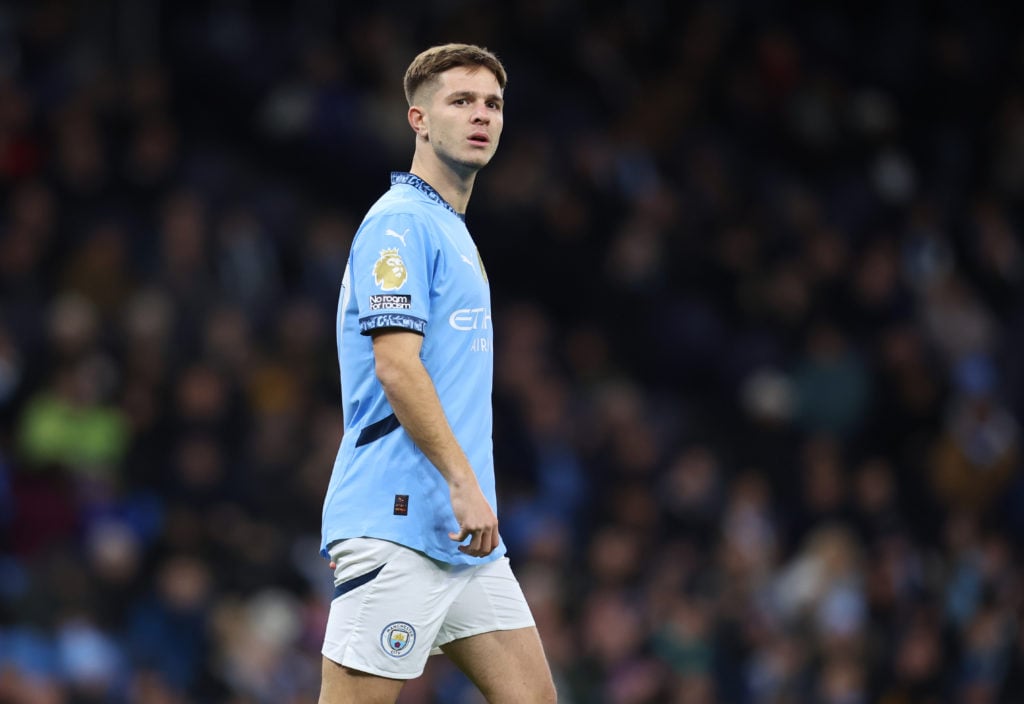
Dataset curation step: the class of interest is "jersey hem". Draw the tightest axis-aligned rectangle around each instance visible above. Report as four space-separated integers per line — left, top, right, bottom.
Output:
321 533 505 566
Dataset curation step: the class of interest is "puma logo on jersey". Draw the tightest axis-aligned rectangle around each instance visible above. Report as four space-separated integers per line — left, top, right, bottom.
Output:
384 229 409 246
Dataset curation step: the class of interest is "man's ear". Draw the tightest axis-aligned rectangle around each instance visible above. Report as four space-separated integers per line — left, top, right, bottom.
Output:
408 105 428 139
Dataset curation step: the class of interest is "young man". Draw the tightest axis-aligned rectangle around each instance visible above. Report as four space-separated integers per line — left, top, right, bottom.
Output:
318 44 557 704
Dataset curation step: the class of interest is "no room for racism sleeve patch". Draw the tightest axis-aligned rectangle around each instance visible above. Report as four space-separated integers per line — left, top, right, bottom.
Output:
369 294 412 310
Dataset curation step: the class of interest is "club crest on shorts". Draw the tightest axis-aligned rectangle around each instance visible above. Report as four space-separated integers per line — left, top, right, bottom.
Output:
380 621 416 658
373 248 408 291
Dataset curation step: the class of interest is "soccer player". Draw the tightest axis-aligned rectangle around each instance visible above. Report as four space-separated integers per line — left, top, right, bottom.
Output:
318 44 557 704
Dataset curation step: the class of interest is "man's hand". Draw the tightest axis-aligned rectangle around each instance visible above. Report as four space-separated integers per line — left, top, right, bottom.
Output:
325 481 497 572
448 482 500 557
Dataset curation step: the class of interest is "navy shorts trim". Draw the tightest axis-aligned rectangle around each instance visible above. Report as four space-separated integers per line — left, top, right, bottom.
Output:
333 563 386 600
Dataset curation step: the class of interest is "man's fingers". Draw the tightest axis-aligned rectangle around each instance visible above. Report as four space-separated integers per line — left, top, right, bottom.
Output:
451 525 479 550
479 526 496 555
449 527 470 543
451 514 499 556
455 526 499 556
468 529 484 554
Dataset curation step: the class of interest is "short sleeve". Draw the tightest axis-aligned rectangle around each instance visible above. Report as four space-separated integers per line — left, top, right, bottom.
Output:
350 213 434 336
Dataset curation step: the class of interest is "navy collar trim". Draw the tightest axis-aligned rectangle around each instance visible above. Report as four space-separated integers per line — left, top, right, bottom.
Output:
391 172 465 221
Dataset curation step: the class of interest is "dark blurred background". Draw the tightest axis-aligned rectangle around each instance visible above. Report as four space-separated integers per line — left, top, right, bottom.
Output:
2 1 1024 702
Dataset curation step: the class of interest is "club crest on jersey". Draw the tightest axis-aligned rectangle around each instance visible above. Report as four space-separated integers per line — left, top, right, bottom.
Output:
373 248 408 291
380 621 416 658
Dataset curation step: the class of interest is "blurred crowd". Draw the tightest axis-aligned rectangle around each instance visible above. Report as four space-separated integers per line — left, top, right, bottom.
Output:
2 1 1024 702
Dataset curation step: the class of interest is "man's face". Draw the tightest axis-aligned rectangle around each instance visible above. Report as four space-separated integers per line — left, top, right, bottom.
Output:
420 65 504 174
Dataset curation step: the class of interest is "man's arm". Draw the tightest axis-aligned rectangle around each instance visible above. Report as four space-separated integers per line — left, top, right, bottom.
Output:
371 329 499 558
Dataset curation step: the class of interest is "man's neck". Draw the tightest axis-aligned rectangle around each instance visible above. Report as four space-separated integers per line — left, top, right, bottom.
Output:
408 156 476 215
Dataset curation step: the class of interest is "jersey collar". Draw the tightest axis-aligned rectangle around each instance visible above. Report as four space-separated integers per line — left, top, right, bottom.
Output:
390 172 465 221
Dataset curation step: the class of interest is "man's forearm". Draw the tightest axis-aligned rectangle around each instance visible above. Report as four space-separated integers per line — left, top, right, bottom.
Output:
373 338 476 488
371 331 498 556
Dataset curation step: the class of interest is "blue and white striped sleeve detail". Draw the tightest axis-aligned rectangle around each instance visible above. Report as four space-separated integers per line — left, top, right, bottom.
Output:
359 313 427 335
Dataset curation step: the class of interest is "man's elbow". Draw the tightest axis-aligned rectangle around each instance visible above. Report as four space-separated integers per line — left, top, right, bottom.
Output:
373 354 408 391
371 330 422 391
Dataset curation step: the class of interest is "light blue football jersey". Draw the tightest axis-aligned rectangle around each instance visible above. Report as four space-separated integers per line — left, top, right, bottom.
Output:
321 172 502 565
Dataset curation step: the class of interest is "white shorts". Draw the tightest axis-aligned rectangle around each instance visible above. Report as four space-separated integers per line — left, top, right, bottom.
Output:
322 537 535 679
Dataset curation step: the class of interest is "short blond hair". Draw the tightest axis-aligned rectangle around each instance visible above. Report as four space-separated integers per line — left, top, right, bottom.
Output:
403 43 507 106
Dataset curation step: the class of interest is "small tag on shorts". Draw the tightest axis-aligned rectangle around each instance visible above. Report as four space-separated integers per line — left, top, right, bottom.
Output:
393 494 409 516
